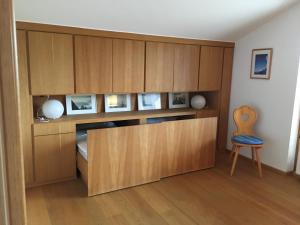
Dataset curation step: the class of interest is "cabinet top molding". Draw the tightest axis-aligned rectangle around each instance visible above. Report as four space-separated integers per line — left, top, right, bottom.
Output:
16 21 235 48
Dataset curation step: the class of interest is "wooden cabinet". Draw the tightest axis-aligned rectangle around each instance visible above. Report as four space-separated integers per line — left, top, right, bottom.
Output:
145 42 175 92
28 31 74 95
198 46 224 91
146 42 201 92
161 118 217 177
17 30 34 186
174 44 200 91
75 36 113 93
33 123 76 184
87 123 162 195
113 39 145 93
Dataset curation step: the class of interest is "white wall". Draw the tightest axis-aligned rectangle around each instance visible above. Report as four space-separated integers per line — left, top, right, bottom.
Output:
228 3 300 172
14 0 298 41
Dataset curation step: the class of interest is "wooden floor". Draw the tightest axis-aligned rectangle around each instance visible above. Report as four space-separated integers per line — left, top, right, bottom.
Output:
26 152 300 225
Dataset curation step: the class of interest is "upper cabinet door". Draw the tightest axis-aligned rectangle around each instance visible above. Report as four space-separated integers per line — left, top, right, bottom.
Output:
75 36 113 93
145 42 174 92
174 44 200 92
113 39 145 93
28 31 74 95
198 46 224 91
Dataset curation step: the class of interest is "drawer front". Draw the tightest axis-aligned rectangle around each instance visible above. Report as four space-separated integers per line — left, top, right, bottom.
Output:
87 123 162 195
33 122 75 136
34 133 76 183
196 110 218 118
161 117 217 177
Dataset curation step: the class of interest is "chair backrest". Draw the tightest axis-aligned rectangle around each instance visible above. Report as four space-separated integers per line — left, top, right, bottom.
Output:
233 105 257 136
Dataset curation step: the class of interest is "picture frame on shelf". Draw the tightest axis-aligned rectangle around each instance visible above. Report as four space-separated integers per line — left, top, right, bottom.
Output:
168 92 189 109
250 48 273 79
138 93 161 111
104 94 131 112
66 94 97 115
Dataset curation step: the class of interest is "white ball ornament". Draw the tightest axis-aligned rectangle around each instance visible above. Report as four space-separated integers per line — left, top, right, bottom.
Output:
191 95 206 109
42 99 64 119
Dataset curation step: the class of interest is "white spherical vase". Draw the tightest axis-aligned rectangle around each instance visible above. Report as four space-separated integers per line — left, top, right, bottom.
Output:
191 95 206 109
42 99 64 119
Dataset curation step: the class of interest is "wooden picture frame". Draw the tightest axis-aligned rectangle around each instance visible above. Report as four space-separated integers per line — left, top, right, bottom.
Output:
250 48 273 79
66 94 97 115
104 94 131 112
168 93 189 109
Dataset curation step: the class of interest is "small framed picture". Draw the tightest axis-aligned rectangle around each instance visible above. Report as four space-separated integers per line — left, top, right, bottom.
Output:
66 94 97 115
250 48 273 79
138 93 161 111
104 94 131 112
168 93 189 109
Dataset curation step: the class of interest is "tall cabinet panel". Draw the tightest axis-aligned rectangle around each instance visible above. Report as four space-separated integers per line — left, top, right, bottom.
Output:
218 48 234 151
173 44 200 91
17 30 34 185
113 39 145 93
198 46 224 91
145 42 174 92
75 36 113 93
28 31 74 95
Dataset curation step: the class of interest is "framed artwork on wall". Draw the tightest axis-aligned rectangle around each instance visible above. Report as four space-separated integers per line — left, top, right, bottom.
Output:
138 93 161 110
66 94 97 115
104 94 131 112
250 48 273 79
168 93 189 109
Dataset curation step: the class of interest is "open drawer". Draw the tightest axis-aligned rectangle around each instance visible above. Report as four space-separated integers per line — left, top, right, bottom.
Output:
77 117 217 196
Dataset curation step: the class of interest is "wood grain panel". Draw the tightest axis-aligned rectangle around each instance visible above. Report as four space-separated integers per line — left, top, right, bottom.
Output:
26 151 300 225
28 31 74 95
174 44 200 91
197 117 218 168
87 124 162 195
33 123 75 136
0 0 27 223
17 30 34 186
34 133 76 183
145 42 174 92
218 48 234 151
196 109 218 118
198 46 224 91
161 118 217 177
75 36 113 93
113 39 145 93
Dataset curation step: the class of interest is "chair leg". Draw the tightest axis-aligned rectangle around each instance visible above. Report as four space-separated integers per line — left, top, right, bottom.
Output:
251 147 256 165
230 145 236 160
254 148 263 177
230 147 240 176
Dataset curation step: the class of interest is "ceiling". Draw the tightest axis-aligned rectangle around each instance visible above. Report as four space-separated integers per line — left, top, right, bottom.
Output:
14 0 299 41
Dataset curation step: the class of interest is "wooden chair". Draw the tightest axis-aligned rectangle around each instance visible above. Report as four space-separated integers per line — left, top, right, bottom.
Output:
230 105 264 177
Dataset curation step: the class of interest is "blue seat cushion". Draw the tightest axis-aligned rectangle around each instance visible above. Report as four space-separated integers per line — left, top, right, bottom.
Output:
232 135 263 145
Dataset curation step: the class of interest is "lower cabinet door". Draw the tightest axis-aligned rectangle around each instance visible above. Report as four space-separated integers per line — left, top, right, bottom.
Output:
87 123 163 195
34 133 76 183
161 117 217 177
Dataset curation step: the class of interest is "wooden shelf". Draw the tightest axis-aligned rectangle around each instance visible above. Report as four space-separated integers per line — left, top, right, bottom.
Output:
34 108 217 125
